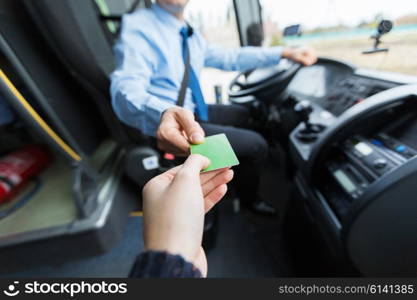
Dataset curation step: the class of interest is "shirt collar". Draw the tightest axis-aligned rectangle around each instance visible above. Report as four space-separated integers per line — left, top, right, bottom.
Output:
152 3 187 33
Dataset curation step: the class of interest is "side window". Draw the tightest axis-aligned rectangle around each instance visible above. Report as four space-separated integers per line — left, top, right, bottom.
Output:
99 0 143 14
233 0 264 46
186 0 241 104
95 0 149 34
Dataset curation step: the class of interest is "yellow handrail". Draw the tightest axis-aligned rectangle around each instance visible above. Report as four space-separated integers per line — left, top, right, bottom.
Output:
0 69 82 162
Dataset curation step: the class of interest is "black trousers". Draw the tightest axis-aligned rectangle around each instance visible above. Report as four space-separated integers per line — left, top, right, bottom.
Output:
199 104 268 204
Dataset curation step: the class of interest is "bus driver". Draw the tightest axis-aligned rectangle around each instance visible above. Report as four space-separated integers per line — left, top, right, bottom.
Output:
110 0 317 216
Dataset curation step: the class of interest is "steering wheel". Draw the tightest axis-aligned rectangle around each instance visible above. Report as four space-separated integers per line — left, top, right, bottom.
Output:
229 58 301 103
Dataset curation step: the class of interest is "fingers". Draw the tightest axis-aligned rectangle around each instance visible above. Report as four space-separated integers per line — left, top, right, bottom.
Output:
157 108 192 155
171 154 210 189
200 167 230 185
175 109 205 144
149 159 207 187
282 47 317 66
202 169 233 196
302 50 317 66
204 184 228 212
156 107 205 155
178 154 210 176
157 127 190 156
142 163 184 196
299 48 317 66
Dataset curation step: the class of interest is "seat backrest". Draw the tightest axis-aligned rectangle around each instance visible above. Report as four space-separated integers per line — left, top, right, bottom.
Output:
24 0 114 94
0 0 107 156
22 0 139 143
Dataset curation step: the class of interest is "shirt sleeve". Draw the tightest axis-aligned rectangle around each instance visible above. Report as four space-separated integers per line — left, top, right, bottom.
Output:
204 44 283 72
129 251 203 278
110 15 174 137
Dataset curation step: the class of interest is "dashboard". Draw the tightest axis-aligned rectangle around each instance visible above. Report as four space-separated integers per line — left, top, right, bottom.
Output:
231 56 417 276
287 58 399 116
286 58 417 276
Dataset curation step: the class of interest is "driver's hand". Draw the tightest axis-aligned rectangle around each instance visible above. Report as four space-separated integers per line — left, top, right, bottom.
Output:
282 46 317 66
156 107 205 156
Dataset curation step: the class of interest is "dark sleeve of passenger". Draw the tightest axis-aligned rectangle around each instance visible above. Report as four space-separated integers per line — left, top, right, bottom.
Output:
129 251 203 278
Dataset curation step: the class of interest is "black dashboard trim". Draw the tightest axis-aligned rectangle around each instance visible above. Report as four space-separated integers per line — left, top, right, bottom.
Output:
341 155 417 243
316 56 356 73
307 84 417 181
341 155 417 275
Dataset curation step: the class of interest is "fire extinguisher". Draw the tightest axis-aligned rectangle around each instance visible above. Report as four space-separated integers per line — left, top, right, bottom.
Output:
0 145 50 203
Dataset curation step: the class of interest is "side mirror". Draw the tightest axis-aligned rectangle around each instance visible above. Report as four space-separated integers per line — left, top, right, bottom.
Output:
283 24 302 37
377 19 393 35
362 19 394 54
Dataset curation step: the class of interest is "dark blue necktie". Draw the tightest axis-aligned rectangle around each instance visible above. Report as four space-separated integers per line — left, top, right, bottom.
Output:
180 26 208 121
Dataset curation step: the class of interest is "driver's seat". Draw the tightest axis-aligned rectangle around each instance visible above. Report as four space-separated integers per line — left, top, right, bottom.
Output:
22 0 165 186
22 0 151 145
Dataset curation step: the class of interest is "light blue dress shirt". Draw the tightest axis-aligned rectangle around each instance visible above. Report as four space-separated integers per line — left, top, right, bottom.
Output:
110 3 283 136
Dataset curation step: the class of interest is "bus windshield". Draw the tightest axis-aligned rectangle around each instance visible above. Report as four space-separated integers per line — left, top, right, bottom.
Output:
260 0 417 76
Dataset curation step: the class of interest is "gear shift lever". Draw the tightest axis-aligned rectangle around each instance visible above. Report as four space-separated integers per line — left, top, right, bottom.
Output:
294 100 314 131
294 100 325 142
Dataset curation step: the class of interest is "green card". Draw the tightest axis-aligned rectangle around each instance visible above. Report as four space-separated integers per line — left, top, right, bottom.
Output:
190 133 239 172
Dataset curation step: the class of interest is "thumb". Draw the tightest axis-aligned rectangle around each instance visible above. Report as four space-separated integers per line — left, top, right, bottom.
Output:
170 154 210 202
176 154 210 180
176 110 205 144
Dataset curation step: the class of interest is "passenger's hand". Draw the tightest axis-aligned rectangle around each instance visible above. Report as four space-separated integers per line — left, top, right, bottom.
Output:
156 107 205 156
282 46 317 66
142 154 234 276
